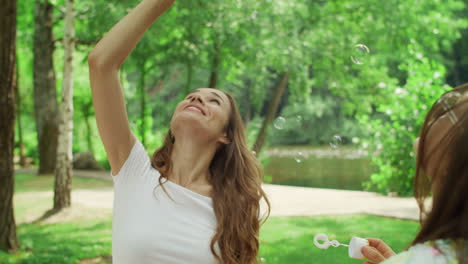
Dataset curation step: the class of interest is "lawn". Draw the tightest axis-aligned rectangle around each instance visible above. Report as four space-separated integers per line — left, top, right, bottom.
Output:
0 173 419 264
14 173 113 193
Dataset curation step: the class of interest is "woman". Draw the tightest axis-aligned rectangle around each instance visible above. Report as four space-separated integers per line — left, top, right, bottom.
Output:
88 0 270 263
361 83 468 264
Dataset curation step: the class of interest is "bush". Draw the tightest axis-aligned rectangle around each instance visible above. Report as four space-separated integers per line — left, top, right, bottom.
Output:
360 52 451 195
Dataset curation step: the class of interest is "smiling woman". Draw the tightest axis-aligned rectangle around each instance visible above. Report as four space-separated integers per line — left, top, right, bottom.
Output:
87 0 270 263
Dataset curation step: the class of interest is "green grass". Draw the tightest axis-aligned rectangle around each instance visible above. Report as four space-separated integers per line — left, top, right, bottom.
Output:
0 220 112 264
259 215 418 263
15 173 112 193
0 215 418 264
1 173 419 263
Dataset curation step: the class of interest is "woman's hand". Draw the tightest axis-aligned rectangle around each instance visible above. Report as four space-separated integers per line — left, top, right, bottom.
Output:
361 238 396 264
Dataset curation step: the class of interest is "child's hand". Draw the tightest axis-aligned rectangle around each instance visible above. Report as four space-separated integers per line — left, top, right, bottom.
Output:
361 238 396 264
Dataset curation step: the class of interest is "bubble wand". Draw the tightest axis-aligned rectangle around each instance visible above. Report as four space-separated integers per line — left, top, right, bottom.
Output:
313 233 369 259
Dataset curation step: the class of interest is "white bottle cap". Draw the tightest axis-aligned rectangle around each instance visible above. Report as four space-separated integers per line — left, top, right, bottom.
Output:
348 237 369 259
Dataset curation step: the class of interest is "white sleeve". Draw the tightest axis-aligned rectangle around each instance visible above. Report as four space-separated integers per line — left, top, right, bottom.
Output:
111 139 154 186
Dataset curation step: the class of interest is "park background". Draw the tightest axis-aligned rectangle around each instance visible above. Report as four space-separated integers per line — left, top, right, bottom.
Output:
1 0 468 263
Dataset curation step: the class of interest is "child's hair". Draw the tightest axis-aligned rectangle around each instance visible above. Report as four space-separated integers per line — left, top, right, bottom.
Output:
412 83 468 262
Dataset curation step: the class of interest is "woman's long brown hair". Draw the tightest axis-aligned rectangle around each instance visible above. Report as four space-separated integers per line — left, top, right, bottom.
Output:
413 83 468 262
150 91 271 264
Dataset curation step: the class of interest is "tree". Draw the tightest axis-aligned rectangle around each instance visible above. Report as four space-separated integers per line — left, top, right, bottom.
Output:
0 0 19 252
253 73 289 153
54 0 75 210
33 0 59 175
15 58 27 167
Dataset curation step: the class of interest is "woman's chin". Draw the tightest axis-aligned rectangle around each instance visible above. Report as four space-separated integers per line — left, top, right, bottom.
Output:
172 119 214 140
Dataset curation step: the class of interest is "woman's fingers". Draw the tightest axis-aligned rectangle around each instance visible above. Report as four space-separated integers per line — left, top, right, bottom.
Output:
361 246 386 263
366 238 396 258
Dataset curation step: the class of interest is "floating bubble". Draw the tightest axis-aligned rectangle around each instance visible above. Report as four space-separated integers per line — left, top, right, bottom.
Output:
260 257 266 263
295 115 303 123
291 115 303 127
329 135 343 148
351 44 370 65
362 142 369 149
294 151 305 163
273 116 286 130
251 10 258 20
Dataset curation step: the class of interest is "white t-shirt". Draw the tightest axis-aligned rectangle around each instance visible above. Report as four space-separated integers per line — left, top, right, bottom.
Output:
111 139 219 264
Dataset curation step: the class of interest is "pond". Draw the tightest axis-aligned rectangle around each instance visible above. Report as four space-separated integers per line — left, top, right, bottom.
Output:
263 146 373 191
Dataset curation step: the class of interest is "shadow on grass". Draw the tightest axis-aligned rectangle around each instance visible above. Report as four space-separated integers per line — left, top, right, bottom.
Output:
1 214 418 264
0 220 112 264
31 208 62 224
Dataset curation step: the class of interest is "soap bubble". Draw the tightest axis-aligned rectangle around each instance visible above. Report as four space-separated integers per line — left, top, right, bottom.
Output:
273 116 286 130
294 151 306 163
260 257 266 263
291 115 303 127
351 44 370 65
329 135 343 148
295 115 303 124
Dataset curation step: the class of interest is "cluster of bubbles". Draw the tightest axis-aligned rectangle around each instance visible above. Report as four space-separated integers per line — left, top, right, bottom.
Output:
273 116 343 163
265 43 368 164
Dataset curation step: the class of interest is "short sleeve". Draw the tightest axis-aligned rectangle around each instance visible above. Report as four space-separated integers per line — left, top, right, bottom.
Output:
111 139 154 185
382 241 458 264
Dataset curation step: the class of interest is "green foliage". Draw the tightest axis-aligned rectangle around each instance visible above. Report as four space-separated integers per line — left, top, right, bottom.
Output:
14 0 468 193
269 99 367 146
360 52 451 195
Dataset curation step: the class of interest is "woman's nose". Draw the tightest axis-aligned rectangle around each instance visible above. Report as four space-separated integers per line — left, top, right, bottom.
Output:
190 94 204 104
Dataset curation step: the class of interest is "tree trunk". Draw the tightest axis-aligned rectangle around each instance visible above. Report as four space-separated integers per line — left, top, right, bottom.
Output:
33 0 59 175
208 39 220 88
82 100 95 154
0 0 19 252
15 57 26 167
253 72 289 154
54 0 74 210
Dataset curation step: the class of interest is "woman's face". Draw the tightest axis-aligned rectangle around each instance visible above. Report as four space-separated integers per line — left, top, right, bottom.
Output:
171 88 231 144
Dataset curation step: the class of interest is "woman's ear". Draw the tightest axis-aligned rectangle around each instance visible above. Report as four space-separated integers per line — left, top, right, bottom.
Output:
218 132 230 145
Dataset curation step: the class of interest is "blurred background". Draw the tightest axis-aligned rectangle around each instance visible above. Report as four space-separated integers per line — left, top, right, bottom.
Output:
1 0 467 263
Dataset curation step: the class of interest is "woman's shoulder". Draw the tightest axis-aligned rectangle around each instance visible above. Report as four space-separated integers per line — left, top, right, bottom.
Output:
382 240 459 264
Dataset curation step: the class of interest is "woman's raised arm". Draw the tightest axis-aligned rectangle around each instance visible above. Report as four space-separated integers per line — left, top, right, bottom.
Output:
88 0 174 175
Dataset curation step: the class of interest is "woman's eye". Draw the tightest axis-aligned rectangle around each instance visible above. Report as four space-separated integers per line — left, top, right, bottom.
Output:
211 99 220 105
